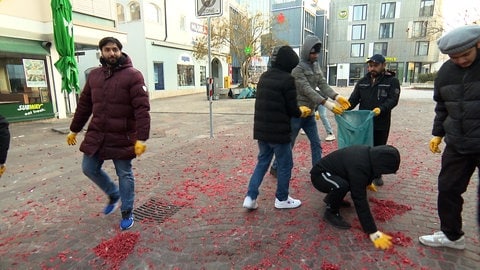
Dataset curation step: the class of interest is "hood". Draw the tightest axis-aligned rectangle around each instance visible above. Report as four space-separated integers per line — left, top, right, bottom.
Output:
269 45 299 73
369 145 401 176
300 35 322 62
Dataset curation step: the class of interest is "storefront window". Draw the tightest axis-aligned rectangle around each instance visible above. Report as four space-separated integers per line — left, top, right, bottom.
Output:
0 56 54 122
177 64 195 86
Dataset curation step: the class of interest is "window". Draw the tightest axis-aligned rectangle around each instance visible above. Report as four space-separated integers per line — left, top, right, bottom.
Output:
129 2 141 21
349 63 365 85
379 23 394 39
380 2 396 19
200 66 206 86
304 12 315 32
154 62 165 90
180 15 186 31
352 24 366 40
415 41 429 55
373 42 388 56
116 4 125 23
412 21 427 37
351 43 365 57
353 5 367 21
145 3 160 23
177 65 195 86
419 0 434 17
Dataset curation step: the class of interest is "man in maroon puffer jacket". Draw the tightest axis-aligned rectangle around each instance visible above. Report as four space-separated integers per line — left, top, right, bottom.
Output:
67 37 150 230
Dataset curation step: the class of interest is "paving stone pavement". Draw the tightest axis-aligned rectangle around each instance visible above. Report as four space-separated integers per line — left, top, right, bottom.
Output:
0 87 478 270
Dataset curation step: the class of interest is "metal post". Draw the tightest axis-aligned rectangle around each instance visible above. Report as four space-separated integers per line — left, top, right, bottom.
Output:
208 17 214 138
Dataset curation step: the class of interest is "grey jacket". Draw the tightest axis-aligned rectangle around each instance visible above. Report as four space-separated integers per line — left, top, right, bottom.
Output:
292 35 338 113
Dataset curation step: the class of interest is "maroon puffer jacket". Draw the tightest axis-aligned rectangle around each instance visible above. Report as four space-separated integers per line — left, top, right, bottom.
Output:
70 53 150 160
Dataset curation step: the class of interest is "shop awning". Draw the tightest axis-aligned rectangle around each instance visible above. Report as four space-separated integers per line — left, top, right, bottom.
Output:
0 36 49 55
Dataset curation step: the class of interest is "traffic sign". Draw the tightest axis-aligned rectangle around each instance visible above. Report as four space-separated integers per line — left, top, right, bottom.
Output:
196 0 223 18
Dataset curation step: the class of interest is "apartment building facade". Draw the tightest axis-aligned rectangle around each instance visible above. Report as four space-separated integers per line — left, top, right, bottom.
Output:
0 0 229 123
327 0 443 86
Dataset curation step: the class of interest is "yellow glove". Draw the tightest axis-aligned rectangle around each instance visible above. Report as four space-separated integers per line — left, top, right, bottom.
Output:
429 136 442 153
369 231 393 250
324 100 344 115
315 111 320 120
135 140 147 156
0 165 6 178
67 132 77 145
335 95 351 110
299 106 312 118
372 107 381 116
367 183 377 192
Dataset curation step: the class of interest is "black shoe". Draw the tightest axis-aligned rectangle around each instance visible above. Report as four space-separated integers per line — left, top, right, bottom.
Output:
323 211 351 229
373 177 384 186
269 167 277 178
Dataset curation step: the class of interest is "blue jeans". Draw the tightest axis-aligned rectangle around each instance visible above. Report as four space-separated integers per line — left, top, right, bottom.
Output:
318 105 333 135
272 116 322 169
247 140 293 201
82 154 135 212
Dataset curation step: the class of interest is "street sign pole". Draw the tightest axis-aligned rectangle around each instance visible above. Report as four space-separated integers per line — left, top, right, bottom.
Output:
196 0 223 139
208 16 213 138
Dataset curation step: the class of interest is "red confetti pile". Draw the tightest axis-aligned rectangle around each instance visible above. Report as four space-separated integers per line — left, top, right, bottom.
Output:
369 197 412 222
389 231 413 247
92 231 140 269
321 260 340 270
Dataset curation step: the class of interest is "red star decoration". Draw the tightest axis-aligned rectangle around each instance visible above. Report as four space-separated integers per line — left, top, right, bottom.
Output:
277 13 285 24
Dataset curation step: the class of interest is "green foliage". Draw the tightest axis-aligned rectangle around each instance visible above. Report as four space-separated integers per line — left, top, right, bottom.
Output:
417 72 437 83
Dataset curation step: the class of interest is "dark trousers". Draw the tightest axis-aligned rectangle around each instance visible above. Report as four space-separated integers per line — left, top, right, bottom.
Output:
373 128 389 146
438 145 480 241
311 170 349 212
0 126 10 164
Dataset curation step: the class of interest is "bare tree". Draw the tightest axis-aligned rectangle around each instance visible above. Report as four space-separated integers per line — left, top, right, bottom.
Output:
193 11 287 87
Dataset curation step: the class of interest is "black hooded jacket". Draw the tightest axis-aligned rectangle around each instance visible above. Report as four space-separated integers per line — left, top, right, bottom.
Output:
253 46 302 143
348 70 400 130
310 145 401 234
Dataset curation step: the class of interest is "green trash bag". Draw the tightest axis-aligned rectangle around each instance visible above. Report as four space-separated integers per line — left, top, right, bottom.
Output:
335 110 375 148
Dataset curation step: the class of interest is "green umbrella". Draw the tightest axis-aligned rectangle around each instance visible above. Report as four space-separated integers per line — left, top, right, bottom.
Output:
51 0 80 93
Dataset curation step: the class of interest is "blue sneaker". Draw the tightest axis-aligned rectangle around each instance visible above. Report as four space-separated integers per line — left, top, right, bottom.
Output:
120 210 134 230
103 196 119 215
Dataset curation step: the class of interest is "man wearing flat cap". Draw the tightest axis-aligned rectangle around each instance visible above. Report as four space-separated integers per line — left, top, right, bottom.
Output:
419 24 480 250
347 53 401 186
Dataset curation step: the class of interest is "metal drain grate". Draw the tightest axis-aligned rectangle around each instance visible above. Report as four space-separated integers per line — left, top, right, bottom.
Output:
133 198 182 224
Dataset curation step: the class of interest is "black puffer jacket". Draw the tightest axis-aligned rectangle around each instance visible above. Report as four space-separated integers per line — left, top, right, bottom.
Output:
253 46 301 143
433 49 480 154
310 144 401 234
348 71 400 130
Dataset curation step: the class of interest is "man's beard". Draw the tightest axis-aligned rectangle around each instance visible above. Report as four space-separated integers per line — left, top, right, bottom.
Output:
105 56 119 65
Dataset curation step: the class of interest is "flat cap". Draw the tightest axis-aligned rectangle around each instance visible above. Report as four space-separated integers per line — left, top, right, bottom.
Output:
437 25 480 55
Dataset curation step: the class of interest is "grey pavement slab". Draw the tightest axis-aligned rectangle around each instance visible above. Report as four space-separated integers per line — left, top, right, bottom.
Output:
0 87 478 269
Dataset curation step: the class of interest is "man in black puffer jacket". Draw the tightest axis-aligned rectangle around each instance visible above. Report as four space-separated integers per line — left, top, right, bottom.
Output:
243 45 311 210
348 54 400 186
419 25 480 250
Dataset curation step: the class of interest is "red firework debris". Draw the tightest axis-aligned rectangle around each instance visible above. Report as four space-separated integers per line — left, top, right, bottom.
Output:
321 260 340 270
369 197 412 222
389 231 413 247
92 231 140 269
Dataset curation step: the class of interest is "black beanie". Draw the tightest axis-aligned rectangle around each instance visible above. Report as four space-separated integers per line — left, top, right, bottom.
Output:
270 45 299 73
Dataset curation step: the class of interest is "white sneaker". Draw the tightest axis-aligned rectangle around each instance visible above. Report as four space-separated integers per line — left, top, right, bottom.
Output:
243 196 258 210
325 134 336 141
275 196 301 209
300 130 306 135
419 231 465 250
